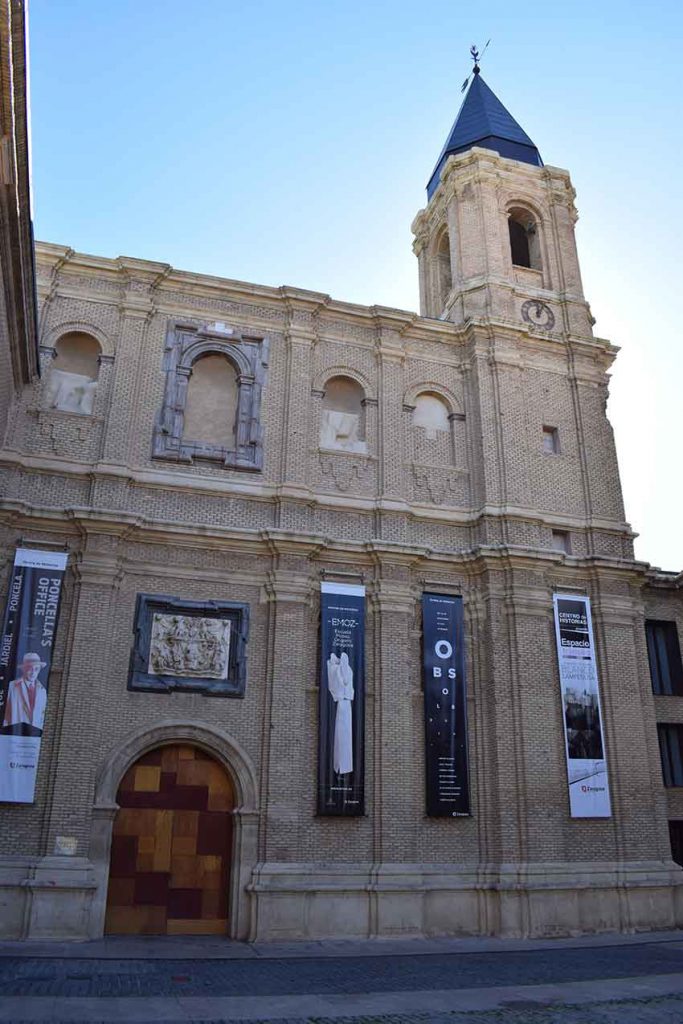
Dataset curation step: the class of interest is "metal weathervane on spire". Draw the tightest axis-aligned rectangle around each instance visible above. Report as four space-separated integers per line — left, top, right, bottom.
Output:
461 39 490 92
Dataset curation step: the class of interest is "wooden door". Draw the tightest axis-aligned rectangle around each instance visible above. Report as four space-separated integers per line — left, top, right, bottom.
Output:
105 744 234 935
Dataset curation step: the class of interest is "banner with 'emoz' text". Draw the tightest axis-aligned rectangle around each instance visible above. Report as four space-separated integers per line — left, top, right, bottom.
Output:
553 593 611 818
0 549 67 803
318 581 365 816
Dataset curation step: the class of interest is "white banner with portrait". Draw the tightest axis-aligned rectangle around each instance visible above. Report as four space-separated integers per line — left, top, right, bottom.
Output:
0 548 67 803
553 593 611 818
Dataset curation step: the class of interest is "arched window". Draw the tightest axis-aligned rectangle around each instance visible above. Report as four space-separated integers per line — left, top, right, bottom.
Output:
320 375 366 453
436 230 452 311
412 390 453 467
46 331 101 414
183 353 238 449
153 321 267 470
508 207 542 271
412 392 450 439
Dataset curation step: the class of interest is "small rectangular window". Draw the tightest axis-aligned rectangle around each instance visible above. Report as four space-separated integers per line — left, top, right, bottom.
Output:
658 725 683 787
542 426 560 454
646 620 683 696
669 821 683 867
551 530 571 554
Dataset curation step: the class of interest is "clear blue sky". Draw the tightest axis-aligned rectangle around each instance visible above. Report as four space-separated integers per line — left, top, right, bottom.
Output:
29 0 682 570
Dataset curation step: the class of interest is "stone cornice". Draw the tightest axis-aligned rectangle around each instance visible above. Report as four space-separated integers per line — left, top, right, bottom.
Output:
0 451 637 539
34 242 616 363
0 501 660 584
426 147 573 211
644 568 683 591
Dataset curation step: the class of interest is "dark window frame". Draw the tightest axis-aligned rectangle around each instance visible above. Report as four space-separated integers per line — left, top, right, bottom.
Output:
542 425 560 454
646 620 683 696
669 820 683 867
508 218 531 268
658 724 683 787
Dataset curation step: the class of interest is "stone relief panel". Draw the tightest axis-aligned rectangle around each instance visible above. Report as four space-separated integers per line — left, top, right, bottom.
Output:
129 594 249 697
320 409 366 453
45 370 98 415
148 614 231 679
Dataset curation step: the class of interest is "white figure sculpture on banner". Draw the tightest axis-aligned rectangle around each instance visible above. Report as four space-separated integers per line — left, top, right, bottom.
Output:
327 651 354 774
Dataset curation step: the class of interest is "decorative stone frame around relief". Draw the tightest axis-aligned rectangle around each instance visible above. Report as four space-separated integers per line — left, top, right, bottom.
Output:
128 593 250 697
152 320 269 470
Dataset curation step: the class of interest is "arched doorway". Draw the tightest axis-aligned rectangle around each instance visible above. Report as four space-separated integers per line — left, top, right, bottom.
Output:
105 744 234 935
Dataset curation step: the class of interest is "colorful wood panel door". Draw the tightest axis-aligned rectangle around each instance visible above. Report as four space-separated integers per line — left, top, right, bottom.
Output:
105 744 234 935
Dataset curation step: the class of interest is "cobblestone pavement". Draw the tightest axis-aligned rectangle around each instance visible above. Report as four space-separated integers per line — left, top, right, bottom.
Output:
2 939 683 1021
3 998 683 1023
1 941 683 997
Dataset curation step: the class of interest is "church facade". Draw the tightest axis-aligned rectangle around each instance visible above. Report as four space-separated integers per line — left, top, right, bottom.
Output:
1 21 682 940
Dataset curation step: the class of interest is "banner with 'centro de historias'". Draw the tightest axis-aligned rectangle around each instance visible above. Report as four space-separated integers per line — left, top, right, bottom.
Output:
422 593 470 817
318 581 365 816
553 593 611 818
0 548 68 803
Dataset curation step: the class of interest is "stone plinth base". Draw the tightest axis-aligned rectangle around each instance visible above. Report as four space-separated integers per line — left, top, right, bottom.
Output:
0 856 97 939
2 857 682 941
248 861 683 942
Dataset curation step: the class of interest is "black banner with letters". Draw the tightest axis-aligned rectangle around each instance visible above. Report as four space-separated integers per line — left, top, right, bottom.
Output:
318 582 365 816
0 548 67 803
422 593 470 817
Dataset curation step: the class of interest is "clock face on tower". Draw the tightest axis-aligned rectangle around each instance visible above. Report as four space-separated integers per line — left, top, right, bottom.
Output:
521 299 555 330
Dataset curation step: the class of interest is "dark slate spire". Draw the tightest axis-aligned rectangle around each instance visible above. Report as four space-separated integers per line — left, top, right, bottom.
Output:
427 70 542 199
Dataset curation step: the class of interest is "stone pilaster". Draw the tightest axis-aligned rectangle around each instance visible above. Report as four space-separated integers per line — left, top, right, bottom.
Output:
589 581 672 863
375 320 405 506
366 546 421 934
260 535 317 861
44 529 124 857
100 261 168 466
280 302 317 488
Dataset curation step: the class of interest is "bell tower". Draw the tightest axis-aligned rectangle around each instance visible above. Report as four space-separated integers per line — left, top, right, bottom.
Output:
411 62 630 560
412 65 594 341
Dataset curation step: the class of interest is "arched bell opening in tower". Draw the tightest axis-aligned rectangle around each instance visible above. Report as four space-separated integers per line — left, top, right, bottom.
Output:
508 207 542 271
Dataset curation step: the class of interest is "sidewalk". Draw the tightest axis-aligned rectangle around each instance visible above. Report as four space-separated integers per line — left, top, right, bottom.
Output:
2 930 683 1023
1 927 683 960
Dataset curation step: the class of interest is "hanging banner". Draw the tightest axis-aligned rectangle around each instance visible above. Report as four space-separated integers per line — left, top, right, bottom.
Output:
553 593 611 818
422 593 470 817
318 581 365 816
0 548 68 803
